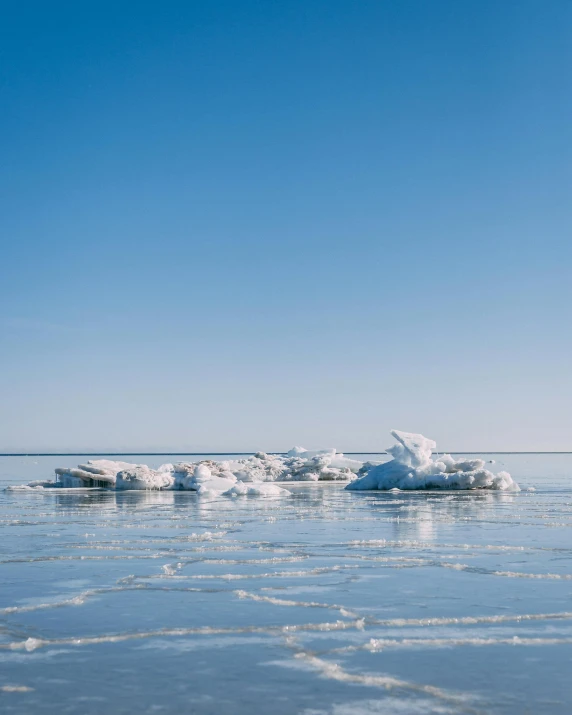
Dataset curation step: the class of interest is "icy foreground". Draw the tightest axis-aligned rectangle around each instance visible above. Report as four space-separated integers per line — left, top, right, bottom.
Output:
346 430 519 492
2 450 569 715
12 430 519 494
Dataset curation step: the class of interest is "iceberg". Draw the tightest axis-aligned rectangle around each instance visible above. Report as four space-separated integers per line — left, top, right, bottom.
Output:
11 432 519 493
55 460 136 488
35 457 292 497
27 448 360 495
345 430 519 492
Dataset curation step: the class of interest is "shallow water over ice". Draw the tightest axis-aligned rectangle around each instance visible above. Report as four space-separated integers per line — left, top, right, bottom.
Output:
1 453 572 714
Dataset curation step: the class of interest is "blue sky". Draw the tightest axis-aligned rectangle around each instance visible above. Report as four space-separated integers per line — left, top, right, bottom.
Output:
1 1 571 452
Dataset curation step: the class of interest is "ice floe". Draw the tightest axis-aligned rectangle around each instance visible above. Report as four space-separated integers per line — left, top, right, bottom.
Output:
9 430 519 493
346 430 519 492
14 448 361 493
54 460 136 488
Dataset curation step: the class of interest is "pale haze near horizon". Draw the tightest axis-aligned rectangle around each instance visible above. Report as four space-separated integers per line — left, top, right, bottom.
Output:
1 1 571 453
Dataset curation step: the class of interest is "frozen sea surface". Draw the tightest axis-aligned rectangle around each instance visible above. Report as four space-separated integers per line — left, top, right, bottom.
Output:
1 453 572 714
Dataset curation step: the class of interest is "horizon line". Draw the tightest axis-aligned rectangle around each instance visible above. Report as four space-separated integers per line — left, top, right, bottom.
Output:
1 451 571 457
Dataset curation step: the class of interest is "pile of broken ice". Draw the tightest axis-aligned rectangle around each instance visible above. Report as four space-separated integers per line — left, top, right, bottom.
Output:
346 430 519 492
18 430 519 494
42 448 363 496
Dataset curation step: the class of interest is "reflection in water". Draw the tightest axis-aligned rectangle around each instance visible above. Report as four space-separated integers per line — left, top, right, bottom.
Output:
48 484 519 532
386 491 517 542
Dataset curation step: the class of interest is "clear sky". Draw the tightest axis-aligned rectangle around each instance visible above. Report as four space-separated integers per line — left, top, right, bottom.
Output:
1 1 571 452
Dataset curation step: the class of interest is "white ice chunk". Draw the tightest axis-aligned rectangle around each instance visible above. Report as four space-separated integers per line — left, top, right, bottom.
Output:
116 465 175 490
287 446 307 457
386 430 436 469
195 476 237 494
193 464 213 482
171 461 238 491
54 459 136 487
223 481 290 497
328 454 364 471
346 430 519 492
76 460 134 476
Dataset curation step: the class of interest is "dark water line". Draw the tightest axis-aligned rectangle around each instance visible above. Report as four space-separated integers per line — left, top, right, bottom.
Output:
0 453 274 457
1 452 571 457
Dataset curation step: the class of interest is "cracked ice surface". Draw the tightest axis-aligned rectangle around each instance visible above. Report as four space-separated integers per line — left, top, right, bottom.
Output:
0 453 571 713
